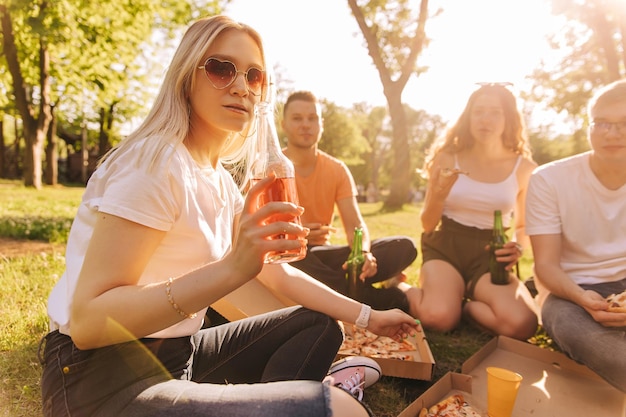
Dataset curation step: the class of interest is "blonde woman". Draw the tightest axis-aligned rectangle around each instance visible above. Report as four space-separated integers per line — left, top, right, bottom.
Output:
39 15 417 417
411 83 538 340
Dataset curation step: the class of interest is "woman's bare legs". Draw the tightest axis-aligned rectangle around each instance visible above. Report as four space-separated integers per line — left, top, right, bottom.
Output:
401 260 466 330
465 273 538 340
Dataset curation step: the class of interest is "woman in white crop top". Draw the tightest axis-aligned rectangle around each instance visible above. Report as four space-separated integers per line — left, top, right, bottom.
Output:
407 83 538 340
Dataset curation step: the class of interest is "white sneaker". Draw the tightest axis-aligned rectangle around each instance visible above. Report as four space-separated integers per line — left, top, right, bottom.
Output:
323 356 382 401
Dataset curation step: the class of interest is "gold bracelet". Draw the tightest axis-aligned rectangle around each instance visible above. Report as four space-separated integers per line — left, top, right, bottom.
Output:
165 277 197 319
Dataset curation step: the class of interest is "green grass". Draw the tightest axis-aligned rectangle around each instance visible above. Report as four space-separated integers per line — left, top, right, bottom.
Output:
0 182 547 417
0 180 83 243
1 251 66 416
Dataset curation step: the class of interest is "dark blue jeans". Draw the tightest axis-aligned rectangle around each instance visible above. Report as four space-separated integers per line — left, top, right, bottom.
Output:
39 307 343 416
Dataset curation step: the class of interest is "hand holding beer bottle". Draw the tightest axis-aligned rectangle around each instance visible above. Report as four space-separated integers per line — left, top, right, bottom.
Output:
346 227 365 299
489 210 509 285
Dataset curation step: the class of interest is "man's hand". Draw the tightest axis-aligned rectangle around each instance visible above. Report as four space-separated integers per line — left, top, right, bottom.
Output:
581 290 626 327
303 222 337 245
361 252 377 279
341 251 377 281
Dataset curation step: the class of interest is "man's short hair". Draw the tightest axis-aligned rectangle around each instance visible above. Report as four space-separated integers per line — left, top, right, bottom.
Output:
283 91 318 116
588 79 626 116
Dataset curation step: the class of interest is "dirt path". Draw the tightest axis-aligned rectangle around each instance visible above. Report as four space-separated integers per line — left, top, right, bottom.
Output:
0 237 65 257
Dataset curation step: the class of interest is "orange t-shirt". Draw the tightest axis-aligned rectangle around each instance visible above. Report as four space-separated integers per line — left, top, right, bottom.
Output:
295 151 357 244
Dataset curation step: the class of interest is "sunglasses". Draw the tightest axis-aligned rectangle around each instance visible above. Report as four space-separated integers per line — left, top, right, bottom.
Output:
198 57 265 96
476 82 514 88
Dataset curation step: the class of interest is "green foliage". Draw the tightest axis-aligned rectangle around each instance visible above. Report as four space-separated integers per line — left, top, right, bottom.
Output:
526 0 625 125
0 0 226 183
319 100 370 164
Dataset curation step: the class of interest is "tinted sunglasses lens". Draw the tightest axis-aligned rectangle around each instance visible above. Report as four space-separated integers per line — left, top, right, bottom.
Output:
204 59 236 89
246 68 264 94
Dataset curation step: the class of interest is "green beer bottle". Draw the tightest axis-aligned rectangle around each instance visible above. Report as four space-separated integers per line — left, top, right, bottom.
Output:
346 227 365 299
489 210 509 285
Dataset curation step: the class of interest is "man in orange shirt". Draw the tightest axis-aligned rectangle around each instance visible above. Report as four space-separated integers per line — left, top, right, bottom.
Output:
282 91 419 315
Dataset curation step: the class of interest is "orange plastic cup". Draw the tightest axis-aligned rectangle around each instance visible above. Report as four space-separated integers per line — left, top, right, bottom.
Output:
486 367 523 417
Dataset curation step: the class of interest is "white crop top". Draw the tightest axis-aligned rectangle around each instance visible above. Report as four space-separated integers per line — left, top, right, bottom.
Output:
442 156 521 229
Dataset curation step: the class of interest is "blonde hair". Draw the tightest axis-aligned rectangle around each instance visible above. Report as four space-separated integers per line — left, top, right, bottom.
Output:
422 84 532 178
100 15 270 188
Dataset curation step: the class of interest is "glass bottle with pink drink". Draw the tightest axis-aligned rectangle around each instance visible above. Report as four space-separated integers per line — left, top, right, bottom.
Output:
250 101 306 263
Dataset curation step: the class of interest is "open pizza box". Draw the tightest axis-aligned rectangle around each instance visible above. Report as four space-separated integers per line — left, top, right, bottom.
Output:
336 322 435 381
211 279 435 380
399 336 626 417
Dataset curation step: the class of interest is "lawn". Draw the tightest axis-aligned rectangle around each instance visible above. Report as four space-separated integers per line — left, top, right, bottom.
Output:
0 180 545 417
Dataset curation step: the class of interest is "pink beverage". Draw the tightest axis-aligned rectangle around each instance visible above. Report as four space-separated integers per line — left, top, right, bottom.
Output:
251 177 306 263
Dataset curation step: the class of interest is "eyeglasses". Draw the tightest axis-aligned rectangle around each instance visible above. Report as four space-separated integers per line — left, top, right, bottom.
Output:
476 82 514 88
590 121 626 135
198 57 265 96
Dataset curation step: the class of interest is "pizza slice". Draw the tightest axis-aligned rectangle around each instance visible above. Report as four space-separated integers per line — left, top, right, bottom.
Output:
368 336 415 352
360 345 385 357
418 393 483 417
391 337 416 352
606 289 626 313
349 326 379 345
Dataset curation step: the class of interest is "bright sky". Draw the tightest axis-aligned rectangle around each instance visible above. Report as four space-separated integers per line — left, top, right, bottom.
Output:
224 0 565 123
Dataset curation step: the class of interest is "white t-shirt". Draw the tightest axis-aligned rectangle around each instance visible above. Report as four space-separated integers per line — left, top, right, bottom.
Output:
443 157 521 229
47 138 244 338
525 152 626 285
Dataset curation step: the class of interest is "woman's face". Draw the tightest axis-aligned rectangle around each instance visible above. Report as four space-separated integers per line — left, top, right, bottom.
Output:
469 93 506 144
188 29 264 139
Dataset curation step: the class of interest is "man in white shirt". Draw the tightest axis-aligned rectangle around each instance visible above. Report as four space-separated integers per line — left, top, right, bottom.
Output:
525 79 626 393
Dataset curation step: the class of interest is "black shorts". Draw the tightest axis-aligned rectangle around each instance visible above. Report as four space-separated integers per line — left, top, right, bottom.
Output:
421 216 496 298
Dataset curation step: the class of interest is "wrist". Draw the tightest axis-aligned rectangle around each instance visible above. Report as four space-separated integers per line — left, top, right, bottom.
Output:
355 303 371 329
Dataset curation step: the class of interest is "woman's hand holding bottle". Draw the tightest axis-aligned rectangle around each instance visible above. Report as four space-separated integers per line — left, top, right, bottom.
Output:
231 175 308 279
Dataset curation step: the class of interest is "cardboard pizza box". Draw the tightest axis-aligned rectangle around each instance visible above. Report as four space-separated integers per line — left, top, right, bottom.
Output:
398 372 474 417
212 280 436 380
399 336 626 417
336 322 435 381
211 278 296 321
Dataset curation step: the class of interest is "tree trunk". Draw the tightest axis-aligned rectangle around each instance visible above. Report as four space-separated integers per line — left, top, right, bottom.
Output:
98 107 109 158
1 4 52 189
347 0 429 211
10 118 21 178
384 92 411 210
45 107 58 185
0 118 4 178
81 124 88 184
